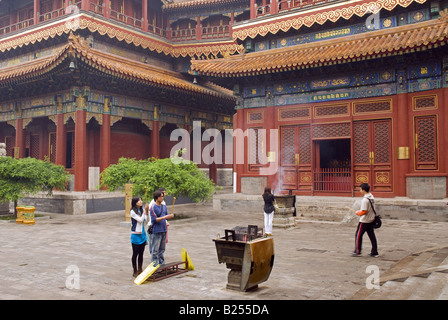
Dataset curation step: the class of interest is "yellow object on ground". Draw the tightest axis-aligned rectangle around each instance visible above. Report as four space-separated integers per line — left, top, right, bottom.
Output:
134 261 160 285
182 248 194 271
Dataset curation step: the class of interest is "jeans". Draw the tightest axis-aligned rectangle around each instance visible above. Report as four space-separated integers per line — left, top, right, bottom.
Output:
151 232 166 266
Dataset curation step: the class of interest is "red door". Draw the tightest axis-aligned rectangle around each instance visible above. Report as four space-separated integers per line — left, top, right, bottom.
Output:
280 125 312 193
353 119 393 193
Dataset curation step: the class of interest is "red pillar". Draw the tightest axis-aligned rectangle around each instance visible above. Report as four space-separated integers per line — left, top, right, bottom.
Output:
14 118 25 159
395 93 409 197
34 0 40 25
81 0 89 11
151 121 160 158
271 0 278 14
104 0 110 18
142 0 148 31
196 16 201 40
250 0 256 19
74 109 87 191
100 113 111 173
234 109 245 193
55 113 66 167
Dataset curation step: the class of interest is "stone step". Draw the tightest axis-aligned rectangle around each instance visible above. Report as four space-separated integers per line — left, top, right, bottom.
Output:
350 246 448 300
407 272 448 300
437 280 448 300
364 280 404 300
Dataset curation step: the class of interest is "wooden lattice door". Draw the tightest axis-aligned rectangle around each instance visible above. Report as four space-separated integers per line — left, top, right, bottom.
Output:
49 132 56 163
353 119 393 192
280 125 312 192
414 115 438 170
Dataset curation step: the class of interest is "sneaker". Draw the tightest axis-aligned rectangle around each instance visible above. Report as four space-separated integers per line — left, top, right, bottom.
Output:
351 252 361 257
368 253 379 257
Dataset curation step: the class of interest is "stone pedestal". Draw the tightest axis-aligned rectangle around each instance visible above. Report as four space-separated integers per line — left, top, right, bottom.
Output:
273 195 296 228
273 207 296 228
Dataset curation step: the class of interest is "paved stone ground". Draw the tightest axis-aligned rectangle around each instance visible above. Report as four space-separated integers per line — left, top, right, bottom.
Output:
1 201 448 302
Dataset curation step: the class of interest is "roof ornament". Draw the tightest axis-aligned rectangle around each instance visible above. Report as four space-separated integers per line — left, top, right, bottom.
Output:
439 8 448 21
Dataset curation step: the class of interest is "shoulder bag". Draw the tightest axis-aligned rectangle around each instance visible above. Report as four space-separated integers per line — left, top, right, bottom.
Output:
368 198 382 229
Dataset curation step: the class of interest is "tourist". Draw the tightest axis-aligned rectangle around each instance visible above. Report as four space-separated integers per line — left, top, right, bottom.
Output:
352 183 379 257
130 196 149 277
262 186 275 236
150 190 174 267
147 187 166 254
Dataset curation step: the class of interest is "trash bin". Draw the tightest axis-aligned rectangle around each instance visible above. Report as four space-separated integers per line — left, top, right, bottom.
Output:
22 206 36 225
15 206 25 224
213 225 274 291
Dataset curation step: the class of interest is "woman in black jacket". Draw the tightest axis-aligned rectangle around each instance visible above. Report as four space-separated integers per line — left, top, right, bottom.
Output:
262 187 275 236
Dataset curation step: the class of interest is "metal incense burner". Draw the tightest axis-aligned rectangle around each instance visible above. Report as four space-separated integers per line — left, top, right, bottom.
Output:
213 225 274 291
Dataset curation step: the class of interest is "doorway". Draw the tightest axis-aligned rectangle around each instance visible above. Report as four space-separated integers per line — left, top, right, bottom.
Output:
314 139 351 192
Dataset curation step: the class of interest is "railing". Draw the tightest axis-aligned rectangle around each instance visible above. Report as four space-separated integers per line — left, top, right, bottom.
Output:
201 25 230 39
39 7 66 22
0 18 34 35
256 0 330 17
110 10 142 29
0 0 230 41
314 168 351 192
171 28 196 41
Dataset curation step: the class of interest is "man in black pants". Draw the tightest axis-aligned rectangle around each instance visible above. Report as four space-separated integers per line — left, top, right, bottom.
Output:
352 183 379 257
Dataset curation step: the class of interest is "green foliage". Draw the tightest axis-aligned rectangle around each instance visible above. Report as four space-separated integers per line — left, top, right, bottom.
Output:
100 152 217 203
0 156 70 203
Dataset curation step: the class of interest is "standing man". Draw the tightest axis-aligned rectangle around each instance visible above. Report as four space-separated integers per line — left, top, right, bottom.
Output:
150 190 173 267
352 183 379 257
147 187 166 254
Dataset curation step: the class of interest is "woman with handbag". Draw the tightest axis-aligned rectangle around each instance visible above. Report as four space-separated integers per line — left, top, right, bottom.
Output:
352 183 379 257
262 187 275 236
130 197 149 277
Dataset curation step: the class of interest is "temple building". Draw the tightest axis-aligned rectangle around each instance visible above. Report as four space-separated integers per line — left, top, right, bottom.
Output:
191 0 448 199
1 0 448 199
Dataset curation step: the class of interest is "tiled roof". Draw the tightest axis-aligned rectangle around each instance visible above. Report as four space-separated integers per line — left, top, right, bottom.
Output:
0 34 235 101
191 17 448 77
162 0 246 11
231 0 428 41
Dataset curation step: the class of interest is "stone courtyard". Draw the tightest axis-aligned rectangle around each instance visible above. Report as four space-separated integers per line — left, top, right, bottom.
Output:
1 199 447 310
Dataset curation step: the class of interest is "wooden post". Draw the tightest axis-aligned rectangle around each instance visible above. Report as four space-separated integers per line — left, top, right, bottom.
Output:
125 183 133 222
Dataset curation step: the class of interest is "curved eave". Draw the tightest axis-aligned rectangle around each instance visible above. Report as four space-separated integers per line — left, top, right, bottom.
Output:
0 14 242 58
232 0 428 41
192 17 448 77
0 37 236 102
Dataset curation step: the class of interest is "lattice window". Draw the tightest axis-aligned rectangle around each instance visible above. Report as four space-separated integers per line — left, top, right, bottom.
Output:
247 111 264 124
315 104 349 118
374 121 391 163
312 122 350 139
413 95 437 110
5 136 14 157
298 126 311 164
30 135 39 159
49 133 56 163
281 127 295 164
415 115 438 170
279 107 310 121
248 127 263 166
354 122 369 164
354 100 391 114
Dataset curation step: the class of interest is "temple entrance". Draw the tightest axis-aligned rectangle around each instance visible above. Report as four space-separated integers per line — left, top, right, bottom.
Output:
314 139 351 192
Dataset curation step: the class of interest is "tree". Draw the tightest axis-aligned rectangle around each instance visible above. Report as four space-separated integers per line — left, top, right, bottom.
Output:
0 156 70 216
100 152 217 202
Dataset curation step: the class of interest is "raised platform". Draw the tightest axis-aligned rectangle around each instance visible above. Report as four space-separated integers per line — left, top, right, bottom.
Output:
13 191 192 215
213 193 448 223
